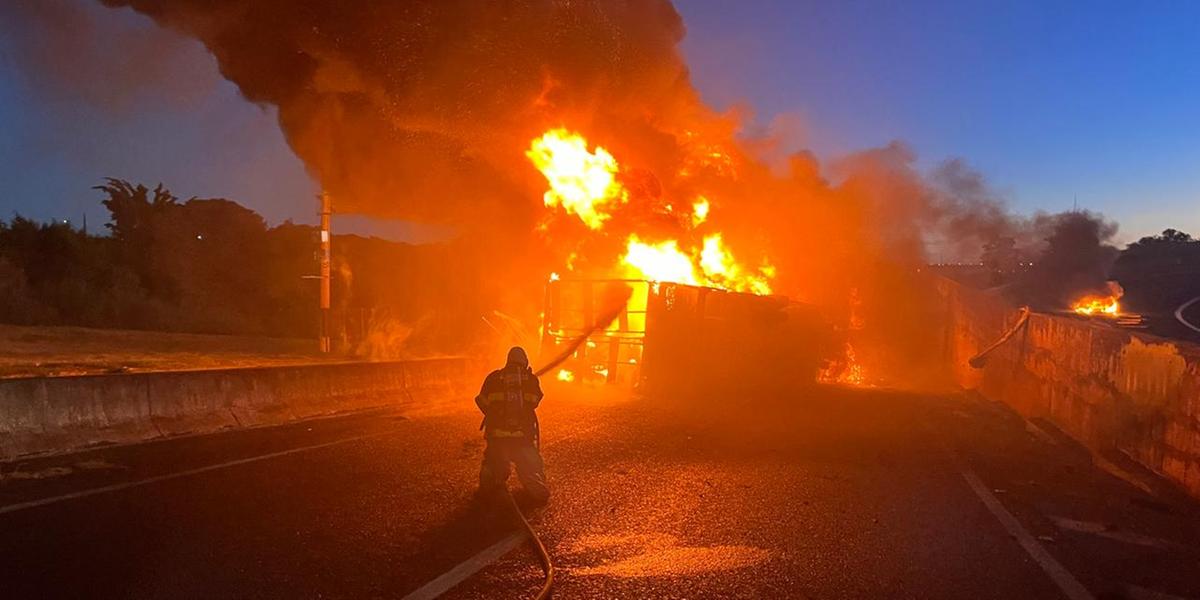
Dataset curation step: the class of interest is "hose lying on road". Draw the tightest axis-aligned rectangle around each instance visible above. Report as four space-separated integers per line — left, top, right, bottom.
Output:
506 491 555 599
968 306 1031 369
488 284 630 597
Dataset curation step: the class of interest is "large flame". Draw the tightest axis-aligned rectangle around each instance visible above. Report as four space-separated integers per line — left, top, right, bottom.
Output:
526 129 625 229
698 234 773 295
527 128 775 295
623 236 700 286
618 235 773 294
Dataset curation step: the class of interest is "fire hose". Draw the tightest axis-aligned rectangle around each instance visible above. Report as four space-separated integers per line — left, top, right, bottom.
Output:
505 490 555 600
968 306 1031 369
494 287 631 599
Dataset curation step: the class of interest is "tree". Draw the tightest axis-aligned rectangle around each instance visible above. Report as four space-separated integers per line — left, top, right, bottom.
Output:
1128 228 1195 250
1112 228 1200 311
94 178 180 298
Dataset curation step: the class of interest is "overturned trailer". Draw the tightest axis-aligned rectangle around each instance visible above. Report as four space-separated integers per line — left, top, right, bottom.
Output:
540 278 834 391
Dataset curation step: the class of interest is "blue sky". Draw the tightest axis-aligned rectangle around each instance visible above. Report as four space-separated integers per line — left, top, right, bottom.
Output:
1 0 1197 244
677 0 1200 243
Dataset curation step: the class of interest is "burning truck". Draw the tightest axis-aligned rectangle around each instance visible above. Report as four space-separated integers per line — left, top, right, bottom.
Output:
528 129 843 390
540 276 836 391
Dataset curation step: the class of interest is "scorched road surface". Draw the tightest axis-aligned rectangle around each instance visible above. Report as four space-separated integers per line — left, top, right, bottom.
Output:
0 383 1197 599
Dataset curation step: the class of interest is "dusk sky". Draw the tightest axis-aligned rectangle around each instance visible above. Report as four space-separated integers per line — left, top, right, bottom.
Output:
1 0 1197 246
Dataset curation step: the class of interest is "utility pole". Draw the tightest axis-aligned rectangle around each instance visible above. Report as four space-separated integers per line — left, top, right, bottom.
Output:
319 191 332 353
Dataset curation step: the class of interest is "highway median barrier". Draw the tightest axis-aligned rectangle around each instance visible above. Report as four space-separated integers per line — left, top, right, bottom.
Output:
937 278 1200 501
0 357 472 461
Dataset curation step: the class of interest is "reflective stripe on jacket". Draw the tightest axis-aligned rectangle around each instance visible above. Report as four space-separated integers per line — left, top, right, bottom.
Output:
475 365 543 439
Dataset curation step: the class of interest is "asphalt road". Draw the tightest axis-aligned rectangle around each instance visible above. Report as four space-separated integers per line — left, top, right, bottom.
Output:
1 382 1197 599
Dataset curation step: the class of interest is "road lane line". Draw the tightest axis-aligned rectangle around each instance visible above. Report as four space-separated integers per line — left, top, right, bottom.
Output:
400 532 527 600
0 430 397 516
960 468 1095 600
1174 296 1200 334
395 424 598 599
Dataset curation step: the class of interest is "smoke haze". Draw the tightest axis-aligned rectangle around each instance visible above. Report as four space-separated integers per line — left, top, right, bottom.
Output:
0 0 218 112
2 0 1124 374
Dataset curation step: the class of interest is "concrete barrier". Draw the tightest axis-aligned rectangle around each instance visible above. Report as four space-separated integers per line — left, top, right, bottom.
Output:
0 358 473 461
937 279 1200 499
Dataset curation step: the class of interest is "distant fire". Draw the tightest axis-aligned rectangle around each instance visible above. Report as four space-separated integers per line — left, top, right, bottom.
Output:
556 369 575 382
1070 281 1123 317
1072 295 1119 317
528 129 773 294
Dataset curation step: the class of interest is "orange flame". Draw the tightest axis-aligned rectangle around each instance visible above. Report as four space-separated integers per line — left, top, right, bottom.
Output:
819 342 867 386
622 236 701 286
526 129 625 229
691 197 710 227
1071 282 1122 317
618 235 773 294
1072 295 1119 317
698 234 773 295
528 128 774 295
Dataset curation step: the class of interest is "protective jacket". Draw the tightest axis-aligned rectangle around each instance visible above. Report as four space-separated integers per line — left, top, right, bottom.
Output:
476 356 543 442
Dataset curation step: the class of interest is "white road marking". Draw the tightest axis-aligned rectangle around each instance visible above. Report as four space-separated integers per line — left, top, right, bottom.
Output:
1049 516 1175 550
396 423 600 598
0 431 397 516
960 468 1095 600
2 411 604 599
1174 296 1200 334
400 532 527 600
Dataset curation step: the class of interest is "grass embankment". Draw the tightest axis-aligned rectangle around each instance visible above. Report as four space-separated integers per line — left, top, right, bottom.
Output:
0 324 333 379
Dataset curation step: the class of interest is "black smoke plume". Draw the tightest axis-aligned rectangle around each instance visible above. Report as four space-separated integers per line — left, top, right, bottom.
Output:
6 0 1127 378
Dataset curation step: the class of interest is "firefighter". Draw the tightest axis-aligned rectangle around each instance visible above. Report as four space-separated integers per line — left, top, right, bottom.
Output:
475 346 549 504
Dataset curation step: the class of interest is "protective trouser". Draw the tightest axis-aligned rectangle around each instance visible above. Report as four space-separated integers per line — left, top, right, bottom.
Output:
479 437 548 502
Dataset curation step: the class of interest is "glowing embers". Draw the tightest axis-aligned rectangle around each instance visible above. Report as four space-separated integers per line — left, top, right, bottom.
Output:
819 287 868 387
526 129 626 230
553 365 614 385
819 342 867 386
